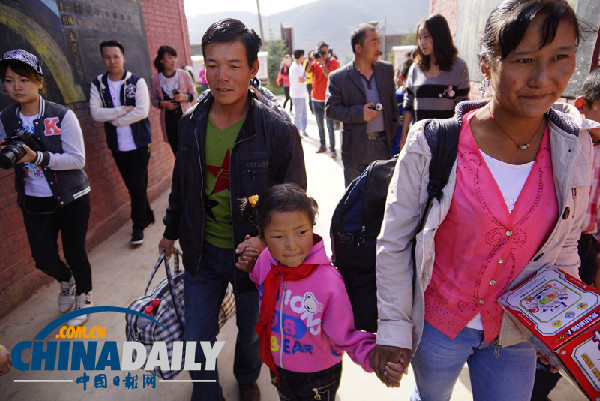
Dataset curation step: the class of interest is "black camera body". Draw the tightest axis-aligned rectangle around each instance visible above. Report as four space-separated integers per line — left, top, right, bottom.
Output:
0 129 43 169
369 103 383 111
314 51 322 59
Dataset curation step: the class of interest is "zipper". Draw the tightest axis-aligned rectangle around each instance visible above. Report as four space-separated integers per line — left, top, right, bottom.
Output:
279 280 286 368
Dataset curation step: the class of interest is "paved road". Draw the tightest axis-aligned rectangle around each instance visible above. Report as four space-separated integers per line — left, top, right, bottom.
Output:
0 97 583 400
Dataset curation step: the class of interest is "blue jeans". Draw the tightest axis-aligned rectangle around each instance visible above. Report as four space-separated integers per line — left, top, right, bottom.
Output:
183 241 261 401
411 322 536 401
293 97 307 134
312 100 335 151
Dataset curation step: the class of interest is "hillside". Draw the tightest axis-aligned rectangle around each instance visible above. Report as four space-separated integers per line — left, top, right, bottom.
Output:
187 0 429 64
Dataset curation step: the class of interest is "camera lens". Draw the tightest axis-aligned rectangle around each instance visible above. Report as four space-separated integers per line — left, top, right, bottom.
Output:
0 142 26 169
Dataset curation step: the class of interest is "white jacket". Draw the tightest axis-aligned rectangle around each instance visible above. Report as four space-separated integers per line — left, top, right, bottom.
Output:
376 100 593 352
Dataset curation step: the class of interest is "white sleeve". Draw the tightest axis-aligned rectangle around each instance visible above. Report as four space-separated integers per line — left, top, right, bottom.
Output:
111 78 150 127
43 110 85 170
89 82 128 122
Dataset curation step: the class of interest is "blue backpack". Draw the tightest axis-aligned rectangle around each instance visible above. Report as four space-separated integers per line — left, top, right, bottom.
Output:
330 118 461 333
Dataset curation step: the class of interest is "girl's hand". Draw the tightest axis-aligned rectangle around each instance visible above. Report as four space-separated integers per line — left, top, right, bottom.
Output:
235 235 264 273
17 145 37 164
173 93 188 103
383 362 405 387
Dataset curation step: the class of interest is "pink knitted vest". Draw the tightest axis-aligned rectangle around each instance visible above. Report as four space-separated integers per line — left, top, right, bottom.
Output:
424 109 557 344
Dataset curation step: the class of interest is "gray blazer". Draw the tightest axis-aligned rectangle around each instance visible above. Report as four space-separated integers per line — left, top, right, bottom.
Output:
326 60 399 165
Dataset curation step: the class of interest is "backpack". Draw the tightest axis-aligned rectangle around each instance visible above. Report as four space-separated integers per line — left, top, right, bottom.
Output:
330 118 461 333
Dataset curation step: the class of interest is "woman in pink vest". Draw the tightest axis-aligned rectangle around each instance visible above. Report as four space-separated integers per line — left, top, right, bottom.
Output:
372 1 593 400
150 45 196 155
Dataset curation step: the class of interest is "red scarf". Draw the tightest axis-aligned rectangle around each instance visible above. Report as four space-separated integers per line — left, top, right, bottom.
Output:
256 263 318 376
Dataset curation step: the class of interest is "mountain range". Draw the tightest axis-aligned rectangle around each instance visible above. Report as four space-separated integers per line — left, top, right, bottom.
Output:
187 0 429 64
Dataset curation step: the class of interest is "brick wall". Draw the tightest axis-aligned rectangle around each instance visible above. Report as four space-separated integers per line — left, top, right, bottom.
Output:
0 0 191 319
429 0 459 36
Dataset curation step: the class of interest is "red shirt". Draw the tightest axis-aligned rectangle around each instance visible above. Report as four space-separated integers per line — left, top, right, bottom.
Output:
310 58 339 101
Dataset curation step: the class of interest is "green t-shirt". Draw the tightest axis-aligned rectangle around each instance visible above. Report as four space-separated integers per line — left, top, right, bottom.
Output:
203 114 246 249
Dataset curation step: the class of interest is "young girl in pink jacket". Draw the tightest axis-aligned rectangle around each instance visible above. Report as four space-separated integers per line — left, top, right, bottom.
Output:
236 183 400 400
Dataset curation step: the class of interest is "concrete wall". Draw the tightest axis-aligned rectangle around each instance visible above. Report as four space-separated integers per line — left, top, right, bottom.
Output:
0 0 191 319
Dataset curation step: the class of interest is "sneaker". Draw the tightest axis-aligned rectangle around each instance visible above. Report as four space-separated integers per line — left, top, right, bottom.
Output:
58 276 75 313
316 146 327 153
67 293 93 327
302 132 308 137
331 150 337 159
131 229 144 245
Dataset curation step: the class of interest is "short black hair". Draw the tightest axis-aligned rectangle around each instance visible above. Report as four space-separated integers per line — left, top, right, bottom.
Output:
317 41 329 52
582 67 600 105
479 0 581 64
201 18 262 68
100 40 124 56
293 49 304 59
415 14 457 72
351 23 377 54
240 183 318 237
153 45 177 72
0 59 43 85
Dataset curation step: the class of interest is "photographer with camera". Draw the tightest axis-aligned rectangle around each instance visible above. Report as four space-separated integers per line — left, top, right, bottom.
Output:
0 50 92 327
326 23 398 186
308 41 339 158
150 45 197 156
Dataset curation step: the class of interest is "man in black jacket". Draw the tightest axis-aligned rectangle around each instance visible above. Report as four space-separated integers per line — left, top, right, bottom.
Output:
326 23 398 186
158 19 306 401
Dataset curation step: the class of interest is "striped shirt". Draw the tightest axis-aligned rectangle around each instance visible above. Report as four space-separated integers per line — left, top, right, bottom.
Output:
403 57 470 122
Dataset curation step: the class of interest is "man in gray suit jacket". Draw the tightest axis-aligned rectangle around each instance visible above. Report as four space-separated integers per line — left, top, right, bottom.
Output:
326 23 399 186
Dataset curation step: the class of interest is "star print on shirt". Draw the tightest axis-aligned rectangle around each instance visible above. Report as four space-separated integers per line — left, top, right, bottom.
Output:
206 149 231 195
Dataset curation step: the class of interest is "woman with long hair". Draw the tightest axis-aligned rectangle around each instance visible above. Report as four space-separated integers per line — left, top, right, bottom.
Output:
372 1 593 399
400 14 470 150
150 45 196 155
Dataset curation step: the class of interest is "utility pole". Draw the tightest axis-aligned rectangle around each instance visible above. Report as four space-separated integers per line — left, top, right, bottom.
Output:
256 0 265 41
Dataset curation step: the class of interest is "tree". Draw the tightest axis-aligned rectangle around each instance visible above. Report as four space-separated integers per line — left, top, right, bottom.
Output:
264 39 286 86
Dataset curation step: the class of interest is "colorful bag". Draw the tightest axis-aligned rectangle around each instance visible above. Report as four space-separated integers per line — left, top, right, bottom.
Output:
125 253 236 379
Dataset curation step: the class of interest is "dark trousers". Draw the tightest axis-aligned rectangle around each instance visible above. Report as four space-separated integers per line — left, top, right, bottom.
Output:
165 107 183 155
22 195 92 294
272 362 342 401
531 233 598 400
306 84 313 112
111 146 154 232
283 87 292 111
184 241 261 400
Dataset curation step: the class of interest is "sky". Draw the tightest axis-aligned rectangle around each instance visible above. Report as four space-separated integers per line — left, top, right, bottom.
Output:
184 0 319 17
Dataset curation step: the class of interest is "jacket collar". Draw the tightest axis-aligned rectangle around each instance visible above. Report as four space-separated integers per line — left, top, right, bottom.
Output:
14 95 45 120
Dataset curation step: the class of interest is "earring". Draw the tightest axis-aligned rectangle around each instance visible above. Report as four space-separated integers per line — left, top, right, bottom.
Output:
479 78 490 98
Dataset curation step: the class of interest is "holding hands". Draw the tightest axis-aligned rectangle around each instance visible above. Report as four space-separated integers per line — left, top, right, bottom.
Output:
235 234 264 273
369 345 412 387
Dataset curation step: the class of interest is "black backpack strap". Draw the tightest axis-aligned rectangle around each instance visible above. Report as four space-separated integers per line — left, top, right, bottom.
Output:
414 117 461 233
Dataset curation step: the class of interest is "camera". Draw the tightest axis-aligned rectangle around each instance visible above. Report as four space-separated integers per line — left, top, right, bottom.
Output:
369 103 383 111
0 129 43 169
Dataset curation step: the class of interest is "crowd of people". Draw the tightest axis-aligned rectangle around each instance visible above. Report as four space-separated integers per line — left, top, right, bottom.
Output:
2 1 600 401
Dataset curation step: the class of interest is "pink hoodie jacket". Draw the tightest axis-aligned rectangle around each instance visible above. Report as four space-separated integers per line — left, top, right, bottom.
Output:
250 236 375 373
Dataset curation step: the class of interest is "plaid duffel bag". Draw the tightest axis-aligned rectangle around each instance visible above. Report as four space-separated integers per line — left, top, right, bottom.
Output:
125 252 236 380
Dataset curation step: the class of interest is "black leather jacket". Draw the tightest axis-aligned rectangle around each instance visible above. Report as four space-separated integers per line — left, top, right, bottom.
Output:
163 91 307 292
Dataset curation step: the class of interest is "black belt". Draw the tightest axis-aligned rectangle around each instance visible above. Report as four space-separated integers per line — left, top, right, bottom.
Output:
367 131 385 140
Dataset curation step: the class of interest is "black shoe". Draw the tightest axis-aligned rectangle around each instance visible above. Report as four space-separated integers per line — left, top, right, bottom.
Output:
238 382 260 401
131 230 144 245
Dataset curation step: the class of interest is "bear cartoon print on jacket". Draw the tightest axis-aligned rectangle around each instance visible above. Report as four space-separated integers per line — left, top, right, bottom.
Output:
250 235 375 373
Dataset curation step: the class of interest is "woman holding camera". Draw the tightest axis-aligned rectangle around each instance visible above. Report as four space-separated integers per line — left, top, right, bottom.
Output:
150 45 196 155
372 1 592 399
400 14 470 150
0 50 92 327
